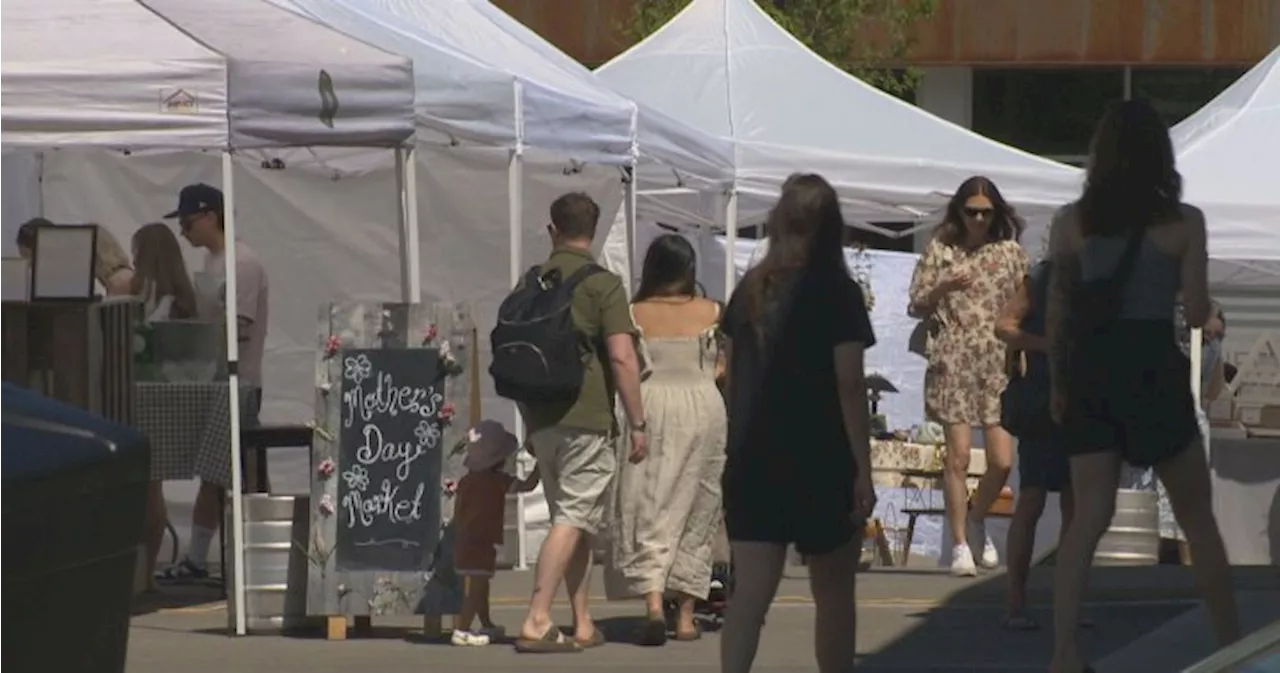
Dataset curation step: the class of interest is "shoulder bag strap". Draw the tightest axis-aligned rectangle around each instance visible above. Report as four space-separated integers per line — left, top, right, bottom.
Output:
1109 226 1147 294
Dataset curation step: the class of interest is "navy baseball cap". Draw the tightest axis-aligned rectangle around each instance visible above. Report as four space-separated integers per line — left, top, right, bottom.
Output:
164 183 223 219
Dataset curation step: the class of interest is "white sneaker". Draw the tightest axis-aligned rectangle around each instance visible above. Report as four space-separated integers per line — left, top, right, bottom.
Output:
950 544 978 577
967 517 999 569
451 630 490 646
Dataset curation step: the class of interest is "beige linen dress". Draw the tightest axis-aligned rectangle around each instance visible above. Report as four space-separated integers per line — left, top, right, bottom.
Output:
605 324 727 600
909 238 1028 425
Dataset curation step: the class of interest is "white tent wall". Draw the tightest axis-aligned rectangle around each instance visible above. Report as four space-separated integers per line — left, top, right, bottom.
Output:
32 143 623 454
412 143 625 434
1 150 43 253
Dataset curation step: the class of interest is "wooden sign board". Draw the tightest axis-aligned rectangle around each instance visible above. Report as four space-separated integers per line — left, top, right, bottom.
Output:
307 302 471 619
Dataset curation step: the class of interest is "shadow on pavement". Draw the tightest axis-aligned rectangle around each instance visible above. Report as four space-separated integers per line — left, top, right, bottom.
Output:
852 564 1280 672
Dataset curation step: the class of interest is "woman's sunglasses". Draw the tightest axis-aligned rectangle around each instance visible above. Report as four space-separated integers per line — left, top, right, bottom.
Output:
963 207 994 219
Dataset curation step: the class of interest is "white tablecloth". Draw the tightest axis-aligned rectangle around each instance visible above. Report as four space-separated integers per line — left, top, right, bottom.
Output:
1211 434 1280 565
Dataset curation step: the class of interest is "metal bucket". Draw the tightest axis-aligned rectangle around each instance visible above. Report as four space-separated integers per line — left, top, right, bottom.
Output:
225 495 310 634
1095 488 1160 566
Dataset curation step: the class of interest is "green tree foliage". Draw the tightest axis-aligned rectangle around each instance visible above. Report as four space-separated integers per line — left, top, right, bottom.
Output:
625 0 936 98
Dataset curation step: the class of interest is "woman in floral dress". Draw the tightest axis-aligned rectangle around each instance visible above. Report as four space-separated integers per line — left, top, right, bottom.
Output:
908 176 1028 576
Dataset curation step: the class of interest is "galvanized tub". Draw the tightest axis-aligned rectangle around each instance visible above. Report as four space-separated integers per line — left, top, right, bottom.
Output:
225 494 310 634
1094 488 1160 566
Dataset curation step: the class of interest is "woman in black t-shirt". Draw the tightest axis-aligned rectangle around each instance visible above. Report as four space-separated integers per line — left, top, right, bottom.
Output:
719 174 877 673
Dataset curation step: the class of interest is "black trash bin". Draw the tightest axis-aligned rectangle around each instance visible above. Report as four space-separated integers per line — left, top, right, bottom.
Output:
2 383 150 673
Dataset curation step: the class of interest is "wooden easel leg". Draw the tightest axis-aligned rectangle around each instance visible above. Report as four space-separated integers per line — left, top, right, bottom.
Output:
870 519 894 567
325 616 348 641
353 616 372 637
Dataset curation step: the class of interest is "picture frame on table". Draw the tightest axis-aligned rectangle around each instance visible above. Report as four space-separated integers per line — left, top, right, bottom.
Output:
2 257 31 301
30 224 97 302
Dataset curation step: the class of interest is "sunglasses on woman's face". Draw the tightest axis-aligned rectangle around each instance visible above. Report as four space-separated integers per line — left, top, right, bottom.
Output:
963 207 994 219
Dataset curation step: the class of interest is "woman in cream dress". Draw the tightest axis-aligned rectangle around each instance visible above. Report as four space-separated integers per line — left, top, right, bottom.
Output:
606 234 727 646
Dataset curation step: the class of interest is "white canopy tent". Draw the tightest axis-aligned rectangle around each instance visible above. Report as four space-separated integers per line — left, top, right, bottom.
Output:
2 0 418 636
275 0 738 568
1172 46 1280 287
280 0 736 268
596 0 1083 294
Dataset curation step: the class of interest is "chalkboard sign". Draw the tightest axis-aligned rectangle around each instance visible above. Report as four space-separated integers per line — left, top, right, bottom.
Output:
335 348 444 571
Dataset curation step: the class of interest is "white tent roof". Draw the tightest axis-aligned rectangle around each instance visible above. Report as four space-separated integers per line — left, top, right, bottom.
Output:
464 0 735 191
1 0 229 148
1172 47 1280 270
0 0 416 150
597 0 1082 224
281 0 733 186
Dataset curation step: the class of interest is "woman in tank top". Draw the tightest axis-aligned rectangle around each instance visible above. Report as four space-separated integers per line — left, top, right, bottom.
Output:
1044 100 1240 673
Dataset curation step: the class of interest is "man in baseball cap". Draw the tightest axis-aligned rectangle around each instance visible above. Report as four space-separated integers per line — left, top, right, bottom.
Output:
156 182 271 583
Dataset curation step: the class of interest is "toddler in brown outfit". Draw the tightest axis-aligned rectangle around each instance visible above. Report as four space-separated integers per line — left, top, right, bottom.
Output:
452 420 539 646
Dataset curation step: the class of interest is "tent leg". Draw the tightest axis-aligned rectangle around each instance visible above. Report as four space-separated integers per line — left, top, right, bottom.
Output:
405 145 421 305
507 146 529 571
624 167 638 297
221 151 248 637
724 187 739 298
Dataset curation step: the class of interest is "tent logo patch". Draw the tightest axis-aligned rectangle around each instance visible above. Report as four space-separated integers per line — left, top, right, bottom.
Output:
160 88 199 114
318 70 339 128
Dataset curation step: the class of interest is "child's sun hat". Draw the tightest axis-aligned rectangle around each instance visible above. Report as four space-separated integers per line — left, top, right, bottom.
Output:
462 419 519 471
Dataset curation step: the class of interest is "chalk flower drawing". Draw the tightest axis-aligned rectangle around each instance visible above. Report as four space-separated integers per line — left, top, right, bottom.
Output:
414 419 440 447
422 323 438 345
437 402 456 423
324 334 342 358
317 457 336 479
341 464 370 491
318 494 335 516
343 354 372 384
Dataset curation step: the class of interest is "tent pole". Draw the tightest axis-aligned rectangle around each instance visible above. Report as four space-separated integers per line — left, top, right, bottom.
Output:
405 145 422 304
394 147 411 303
1190 327 1203 411
724 186 739 298
624 171 637 296
221 151 248 637
509 81 529 571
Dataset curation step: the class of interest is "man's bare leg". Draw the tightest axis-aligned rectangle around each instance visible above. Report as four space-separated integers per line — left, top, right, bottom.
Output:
518 523 583 640
563 532 597 641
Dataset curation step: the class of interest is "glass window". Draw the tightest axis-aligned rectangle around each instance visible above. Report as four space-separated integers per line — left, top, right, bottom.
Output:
972 69 1124 157
1130 67 1248 128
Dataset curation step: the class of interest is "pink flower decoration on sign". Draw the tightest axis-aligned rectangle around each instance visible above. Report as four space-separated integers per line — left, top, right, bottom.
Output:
323 335 341 357
422 324 438 345
317 458 335 479
437 402 456 423
443 479 457 495
318 494 335 516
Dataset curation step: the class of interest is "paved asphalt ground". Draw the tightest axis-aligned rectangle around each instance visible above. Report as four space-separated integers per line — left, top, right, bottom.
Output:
127 565 1280 672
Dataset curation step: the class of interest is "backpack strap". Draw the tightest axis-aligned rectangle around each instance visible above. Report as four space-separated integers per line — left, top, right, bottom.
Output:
562 263 607 288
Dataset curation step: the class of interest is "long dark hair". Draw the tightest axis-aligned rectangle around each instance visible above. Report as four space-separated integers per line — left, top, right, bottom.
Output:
1079 99 1182 236
740 173 849 326
131 223 197 319
933 176 1024 247
634 234 698 302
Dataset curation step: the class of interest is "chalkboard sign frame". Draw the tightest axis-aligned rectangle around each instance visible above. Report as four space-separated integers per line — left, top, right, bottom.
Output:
306 302 471 618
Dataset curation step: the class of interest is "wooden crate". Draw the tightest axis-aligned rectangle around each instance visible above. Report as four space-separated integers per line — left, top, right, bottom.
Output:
2 297 139 425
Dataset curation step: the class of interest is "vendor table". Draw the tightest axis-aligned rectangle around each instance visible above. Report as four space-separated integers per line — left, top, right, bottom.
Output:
1211 433 1280 565
134 382 239 487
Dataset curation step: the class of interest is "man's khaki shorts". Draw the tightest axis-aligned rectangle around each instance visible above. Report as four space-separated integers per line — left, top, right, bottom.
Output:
527 426 616 535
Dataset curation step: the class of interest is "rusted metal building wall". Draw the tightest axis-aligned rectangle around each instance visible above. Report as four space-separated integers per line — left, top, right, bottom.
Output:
494 0 1280 67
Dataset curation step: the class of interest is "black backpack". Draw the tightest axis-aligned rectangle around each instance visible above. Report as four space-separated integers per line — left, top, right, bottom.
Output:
490 263 608 404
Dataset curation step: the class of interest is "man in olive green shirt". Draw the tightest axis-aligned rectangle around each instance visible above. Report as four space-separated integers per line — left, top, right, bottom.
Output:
516 193 648 652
